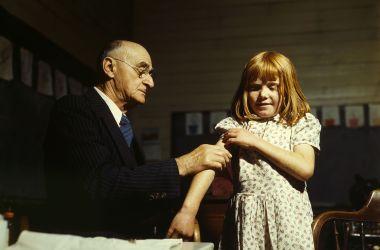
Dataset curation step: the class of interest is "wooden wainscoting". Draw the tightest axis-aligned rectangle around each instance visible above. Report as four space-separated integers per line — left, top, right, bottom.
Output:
198 198 229 248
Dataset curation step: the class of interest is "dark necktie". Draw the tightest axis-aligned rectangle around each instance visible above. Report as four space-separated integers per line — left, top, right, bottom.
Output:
120 115 134 147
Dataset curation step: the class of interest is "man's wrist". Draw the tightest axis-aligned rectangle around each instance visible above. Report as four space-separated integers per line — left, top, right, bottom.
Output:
175 156 188 176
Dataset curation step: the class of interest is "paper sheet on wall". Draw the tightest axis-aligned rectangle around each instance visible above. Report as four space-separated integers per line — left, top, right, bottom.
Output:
369 103 380 127
321 106 340 127
37 60 53 96
20 48 33 87
0 36 13 81
54 70 67 99
141 128 161 161
185 112 203 135
68 77 82 95
209 111 228 133
345 105 364 128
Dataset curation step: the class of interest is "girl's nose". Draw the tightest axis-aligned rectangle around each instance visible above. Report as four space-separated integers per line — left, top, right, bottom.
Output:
260 87 269 98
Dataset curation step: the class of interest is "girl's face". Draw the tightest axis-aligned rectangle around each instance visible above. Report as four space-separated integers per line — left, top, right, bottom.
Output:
247 77 280 118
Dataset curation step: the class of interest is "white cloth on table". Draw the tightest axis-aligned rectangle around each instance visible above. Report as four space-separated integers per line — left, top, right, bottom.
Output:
6 230 182 250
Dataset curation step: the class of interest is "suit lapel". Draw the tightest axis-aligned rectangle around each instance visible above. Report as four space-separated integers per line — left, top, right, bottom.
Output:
85 88 137 166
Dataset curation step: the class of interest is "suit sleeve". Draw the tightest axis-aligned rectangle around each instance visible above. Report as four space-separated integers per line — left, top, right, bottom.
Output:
44 96 181 202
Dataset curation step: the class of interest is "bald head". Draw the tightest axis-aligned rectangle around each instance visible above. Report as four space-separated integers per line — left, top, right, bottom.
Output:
96 40 152 82
107 41 147 60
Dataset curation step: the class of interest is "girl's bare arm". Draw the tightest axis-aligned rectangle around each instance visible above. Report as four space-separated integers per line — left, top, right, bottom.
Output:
166 140 226 238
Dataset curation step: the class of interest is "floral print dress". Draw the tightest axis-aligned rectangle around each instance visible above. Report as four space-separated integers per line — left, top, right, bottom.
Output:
215 113 321 250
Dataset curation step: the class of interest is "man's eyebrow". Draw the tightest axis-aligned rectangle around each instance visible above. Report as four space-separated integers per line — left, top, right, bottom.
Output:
136 61 150 68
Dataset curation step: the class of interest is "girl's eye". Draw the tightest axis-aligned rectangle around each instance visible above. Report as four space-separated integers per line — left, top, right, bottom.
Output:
268 84 278 90
248 84 260 91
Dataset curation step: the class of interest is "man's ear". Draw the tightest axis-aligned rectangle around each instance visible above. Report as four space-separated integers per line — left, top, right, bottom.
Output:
103 57 115 78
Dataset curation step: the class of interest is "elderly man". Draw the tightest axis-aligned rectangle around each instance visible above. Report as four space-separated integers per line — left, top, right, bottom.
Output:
42 40 231 238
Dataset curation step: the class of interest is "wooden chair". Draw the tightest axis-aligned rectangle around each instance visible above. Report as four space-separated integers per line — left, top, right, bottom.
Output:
312 189 380 250
193 218 201 242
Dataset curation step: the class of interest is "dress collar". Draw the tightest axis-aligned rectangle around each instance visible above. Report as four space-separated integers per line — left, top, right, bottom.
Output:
271 114 280 122
248 113 280 123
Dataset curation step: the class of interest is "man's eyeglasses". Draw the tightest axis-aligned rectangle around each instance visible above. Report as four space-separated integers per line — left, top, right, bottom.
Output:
111 57 153 79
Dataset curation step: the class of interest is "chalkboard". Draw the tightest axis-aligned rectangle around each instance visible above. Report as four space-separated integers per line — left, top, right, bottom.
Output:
309 125 380 206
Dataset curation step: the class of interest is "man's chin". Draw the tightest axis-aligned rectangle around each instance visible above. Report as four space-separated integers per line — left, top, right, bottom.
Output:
130 93 147 104
134 97 146 105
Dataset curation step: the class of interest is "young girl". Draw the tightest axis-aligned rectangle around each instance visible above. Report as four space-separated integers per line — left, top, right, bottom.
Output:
167 51 321 250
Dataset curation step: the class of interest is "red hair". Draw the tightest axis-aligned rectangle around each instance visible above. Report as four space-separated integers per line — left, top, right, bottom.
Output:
231 51 310 125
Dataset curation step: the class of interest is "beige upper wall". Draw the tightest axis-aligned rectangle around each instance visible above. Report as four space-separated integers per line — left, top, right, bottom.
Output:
0 0 133 69
131 0 380 158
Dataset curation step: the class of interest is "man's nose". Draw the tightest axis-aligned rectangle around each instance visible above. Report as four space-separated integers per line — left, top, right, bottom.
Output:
143 75 154 88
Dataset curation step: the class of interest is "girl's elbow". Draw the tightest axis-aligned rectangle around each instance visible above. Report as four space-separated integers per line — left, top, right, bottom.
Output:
302 166 314 181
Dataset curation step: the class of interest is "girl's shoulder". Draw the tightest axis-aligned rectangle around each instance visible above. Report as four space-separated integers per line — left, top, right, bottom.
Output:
302 112 320 123
292 112 322 149
294 112 321 130
214 116 241 133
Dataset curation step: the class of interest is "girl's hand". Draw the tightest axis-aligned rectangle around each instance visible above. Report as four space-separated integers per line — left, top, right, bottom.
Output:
166 210 195 240
223 128 258 149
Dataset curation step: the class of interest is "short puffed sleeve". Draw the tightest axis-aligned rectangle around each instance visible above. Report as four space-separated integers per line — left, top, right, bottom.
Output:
214 117 241 134
291 113 321 151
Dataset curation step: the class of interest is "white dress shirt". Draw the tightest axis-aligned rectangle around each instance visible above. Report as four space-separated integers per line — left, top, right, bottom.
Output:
94 86 123 127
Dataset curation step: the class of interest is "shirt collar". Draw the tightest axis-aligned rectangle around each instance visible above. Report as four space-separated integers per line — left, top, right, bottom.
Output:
94 86 123 126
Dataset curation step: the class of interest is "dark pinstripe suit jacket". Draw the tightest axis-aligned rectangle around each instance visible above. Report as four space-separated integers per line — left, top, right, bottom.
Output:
43 88 181 237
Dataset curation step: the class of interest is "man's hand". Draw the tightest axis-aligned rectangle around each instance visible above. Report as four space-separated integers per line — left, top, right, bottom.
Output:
166 210 196 240
175 144 232 176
